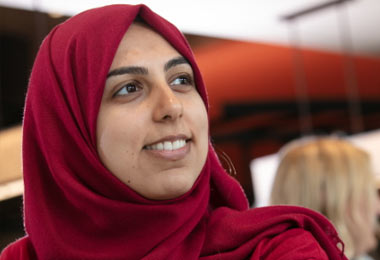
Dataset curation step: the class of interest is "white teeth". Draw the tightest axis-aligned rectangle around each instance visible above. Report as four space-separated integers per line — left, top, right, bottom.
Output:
157 142 164 150
172 140 180 150
164 141 172 150
146 139 187 151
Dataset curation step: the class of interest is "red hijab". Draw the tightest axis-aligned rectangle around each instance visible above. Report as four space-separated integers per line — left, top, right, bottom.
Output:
1 4 347 260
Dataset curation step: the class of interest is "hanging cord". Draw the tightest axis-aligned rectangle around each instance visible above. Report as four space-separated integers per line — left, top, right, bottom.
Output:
32 0 49 56
336 2 363 133
287 19 313 136
282 0 359 135
0 39 3 127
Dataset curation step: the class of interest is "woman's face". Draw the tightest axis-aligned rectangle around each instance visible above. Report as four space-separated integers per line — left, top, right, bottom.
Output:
96 23 209 200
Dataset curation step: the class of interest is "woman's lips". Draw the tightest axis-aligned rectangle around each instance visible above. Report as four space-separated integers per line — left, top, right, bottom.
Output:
144 134 189 147
145 139 187 151
143 137 191 161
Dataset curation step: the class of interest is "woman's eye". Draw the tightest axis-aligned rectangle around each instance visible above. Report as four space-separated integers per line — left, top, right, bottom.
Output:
170 75 192 86
114 83 141 97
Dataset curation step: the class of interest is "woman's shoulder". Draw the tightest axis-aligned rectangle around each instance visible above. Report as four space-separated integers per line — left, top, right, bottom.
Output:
0 236 36 260
256 227 329 259
203 205 348 259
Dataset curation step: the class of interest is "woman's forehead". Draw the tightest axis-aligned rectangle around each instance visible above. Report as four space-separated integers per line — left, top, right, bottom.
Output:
111 23 180 66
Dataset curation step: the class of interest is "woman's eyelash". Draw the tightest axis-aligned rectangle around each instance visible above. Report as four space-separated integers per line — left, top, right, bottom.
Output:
113 82 141 97
171 74 194 85
112 74 194 98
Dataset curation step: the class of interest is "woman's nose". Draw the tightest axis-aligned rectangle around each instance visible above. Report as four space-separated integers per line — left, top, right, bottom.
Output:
152 83 183 122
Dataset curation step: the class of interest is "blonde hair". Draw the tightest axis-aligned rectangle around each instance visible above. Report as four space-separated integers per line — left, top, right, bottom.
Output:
270 137 377 258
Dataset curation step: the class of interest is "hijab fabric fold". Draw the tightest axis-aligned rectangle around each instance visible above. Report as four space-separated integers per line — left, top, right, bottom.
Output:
1 4 347 260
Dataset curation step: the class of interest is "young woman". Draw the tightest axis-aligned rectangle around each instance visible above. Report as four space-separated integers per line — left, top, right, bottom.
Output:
1 4 347 259
271 137 378 259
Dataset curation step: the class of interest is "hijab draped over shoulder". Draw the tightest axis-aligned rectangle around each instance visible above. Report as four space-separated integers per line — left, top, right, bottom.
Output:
1 4 347 260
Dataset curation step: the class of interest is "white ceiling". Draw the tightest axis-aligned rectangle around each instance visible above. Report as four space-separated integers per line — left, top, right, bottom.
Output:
1 0 379 56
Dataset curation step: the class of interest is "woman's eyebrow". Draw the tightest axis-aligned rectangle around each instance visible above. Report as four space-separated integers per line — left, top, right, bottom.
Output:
107 66 148 79
164 56 189 71
106 56 189 79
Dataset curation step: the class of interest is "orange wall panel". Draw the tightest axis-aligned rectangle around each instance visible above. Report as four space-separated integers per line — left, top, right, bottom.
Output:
194 40 380 120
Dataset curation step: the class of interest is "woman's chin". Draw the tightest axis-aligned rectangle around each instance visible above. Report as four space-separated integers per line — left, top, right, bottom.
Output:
148 177 196 201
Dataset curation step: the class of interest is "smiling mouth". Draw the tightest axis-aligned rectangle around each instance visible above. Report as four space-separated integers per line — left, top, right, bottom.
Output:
144 139 189 151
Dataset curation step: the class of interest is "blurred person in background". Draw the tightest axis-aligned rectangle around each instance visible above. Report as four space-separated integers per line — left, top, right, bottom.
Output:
270 137 379 260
